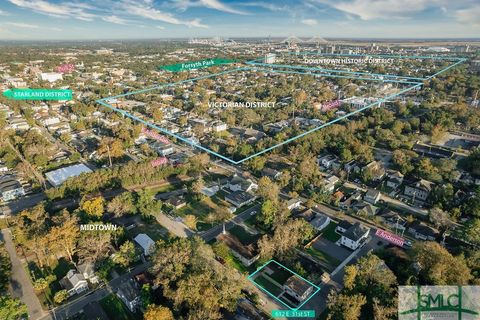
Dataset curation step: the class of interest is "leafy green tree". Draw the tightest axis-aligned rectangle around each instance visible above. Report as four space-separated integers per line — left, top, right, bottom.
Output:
150 237 245 319
53 290 68 304
81 196 105 218
411 241 472 285
0 296 27 320
107 192 137 216
257 176 279 203
0 242 12 291
113 241 136 267
463 218 480 246
327 292 366 320
144 304 174 320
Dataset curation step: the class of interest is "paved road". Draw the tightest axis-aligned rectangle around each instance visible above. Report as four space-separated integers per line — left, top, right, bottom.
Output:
1 193 47 216
200 204 260 242
39 262 152 320
0 229 48 320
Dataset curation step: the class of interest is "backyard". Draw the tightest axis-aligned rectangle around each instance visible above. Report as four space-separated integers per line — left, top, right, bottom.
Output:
176 196 232 231
320 222 341 242
99 294 141 320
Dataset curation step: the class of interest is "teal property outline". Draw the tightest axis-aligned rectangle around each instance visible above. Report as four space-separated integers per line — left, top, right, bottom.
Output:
96 54 466 165
247 259 321 311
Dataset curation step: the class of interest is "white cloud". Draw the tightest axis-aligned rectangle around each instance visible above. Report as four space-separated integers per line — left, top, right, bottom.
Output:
238 2 288 12
171 0 248 15
0 9 9 15
121 1 208 28
198 0 248 15
314 0 438 20
301 19 318 25
454 5 480 26
8 0 97 21
6 22 39 28
156 25 166 29
102 15 128 25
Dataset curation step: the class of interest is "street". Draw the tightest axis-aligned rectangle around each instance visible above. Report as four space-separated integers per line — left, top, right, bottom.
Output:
0 229 47 320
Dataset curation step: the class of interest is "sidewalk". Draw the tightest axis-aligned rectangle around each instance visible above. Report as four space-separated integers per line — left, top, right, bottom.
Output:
0 228 50 320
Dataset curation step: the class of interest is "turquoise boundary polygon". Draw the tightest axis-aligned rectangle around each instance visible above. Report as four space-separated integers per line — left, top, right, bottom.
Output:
96 53 466 165
247 259 321 311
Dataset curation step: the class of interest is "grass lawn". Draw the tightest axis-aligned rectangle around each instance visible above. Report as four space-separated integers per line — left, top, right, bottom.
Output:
254 275 282 296
229 225 260 245
226 253 255 274
148 183 177 193
176 196 231 231
127 221 167 242
321 222 341 242
177 197 221 219
305 247 340 271
267 263 293 285
99 294 140 320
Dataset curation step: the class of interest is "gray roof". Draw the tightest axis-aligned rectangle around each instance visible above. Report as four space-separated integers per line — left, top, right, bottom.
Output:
45 163 92 187
0 175 22 193
343 222 369 241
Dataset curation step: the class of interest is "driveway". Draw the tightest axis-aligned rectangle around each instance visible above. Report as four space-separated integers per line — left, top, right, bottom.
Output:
0 229 49 320
312 237 350 261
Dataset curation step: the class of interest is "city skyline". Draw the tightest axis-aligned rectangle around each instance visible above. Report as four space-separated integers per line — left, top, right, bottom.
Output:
0 0 479 40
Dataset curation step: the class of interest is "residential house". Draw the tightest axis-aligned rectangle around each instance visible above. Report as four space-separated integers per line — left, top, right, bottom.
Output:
378 209 408 233
209 120 227 132
7 116 30 131
0 162 7 172
362 161 386 181
243 128 266 142
287 198 302 210
310 214 331 231
352 200 379 216
339 222 370 250
404 179 434 201
261 167 282 180
200 184 219 197
344 160 361 174
228 174 257 192
134 233 155 256
217 232 260 266
413 143 454 159
283 275 314 302
166 196 186 209
339 191 362 209
364 189 381 204
386 170 404 189
116 279 141 312
336 220 353 233
77 262 99 284
317 154 338 169
407 220 438 241
60 269 89 297
153 142 174 156
0 174 25 201
225 191 256 208
323 175 339 193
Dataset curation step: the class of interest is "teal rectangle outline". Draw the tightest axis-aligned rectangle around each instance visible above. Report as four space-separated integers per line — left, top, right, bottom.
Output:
96 54 464 165
247 259 321 311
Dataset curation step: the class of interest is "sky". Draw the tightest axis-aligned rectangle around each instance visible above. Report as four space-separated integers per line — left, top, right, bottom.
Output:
0 0 479 40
